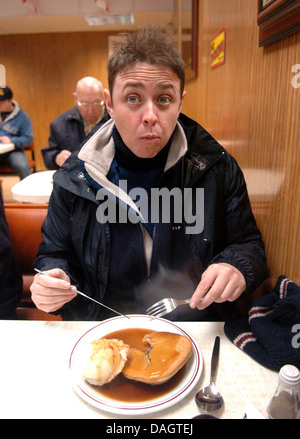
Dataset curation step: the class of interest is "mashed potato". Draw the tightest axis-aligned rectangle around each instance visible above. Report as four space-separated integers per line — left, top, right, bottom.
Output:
82 338 129 386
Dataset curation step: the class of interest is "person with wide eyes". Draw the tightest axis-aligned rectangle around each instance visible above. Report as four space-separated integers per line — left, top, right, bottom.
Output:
30 26 267 322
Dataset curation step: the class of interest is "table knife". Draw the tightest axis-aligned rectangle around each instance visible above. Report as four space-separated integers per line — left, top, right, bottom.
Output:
34 268 130 319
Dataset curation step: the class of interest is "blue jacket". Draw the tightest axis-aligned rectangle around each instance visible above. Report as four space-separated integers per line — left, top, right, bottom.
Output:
0 101 33 149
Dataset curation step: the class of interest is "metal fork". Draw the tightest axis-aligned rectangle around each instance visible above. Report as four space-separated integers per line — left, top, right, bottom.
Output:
146 298 190 318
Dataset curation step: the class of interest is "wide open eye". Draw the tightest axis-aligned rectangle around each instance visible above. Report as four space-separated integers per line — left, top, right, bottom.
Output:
127 95 141 104
157 95 171 105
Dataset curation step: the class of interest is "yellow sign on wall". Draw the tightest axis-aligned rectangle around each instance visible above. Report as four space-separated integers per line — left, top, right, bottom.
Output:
210 29 226 69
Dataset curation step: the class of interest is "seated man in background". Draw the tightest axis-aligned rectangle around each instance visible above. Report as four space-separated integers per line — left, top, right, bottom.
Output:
31 26 268 321
42 76 106 170
0 86 33 179
0 190 22 318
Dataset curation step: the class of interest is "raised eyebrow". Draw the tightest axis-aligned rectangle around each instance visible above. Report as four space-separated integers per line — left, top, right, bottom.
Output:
156 83 176 92
122 82 176 93
122 82 144 92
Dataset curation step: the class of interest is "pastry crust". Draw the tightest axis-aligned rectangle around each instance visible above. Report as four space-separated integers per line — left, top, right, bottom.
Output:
122 332 193 385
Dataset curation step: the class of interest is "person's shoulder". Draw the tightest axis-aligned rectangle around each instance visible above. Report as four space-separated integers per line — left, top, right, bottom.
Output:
11 102 32 122
51 106 80 124
179 113 225 155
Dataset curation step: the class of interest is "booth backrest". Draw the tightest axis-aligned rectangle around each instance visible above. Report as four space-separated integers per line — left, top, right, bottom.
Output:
3 202 62 320
4 202 48 301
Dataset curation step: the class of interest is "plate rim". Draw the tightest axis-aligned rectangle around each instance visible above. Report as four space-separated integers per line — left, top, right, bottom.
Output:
69 315 203 415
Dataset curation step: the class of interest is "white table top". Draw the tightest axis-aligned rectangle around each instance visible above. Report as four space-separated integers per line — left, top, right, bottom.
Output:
0 320 277 420
11 170 55 203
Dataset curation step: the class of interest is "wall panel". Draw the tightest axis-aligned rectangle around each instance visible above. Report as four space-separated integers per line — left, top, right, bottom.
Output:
0 31 113 170
183 0 300 287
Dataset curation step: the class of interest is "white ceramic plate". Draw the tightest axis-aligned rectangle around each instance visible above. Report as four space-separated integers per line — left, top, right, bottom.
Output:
69 315 203 416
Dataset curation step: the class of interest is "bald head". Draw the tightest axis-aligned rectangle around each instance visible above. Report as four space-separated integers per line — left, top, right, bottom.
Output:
73 76 105 124
75 76 104 94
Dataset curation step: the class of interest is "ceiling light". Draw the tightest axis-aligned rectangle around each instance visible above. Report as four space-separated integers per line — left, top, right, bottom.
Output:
84 13 134 26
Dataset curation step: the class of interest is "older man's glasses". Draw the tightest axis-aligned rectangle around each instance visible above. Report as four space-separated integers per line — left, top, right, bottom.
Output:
77 100 104 109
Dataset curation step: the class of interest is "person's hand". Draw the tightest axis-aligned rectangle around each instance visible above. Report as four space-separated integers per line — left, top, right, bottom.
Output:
0 136 12 144
55 150 72 167
30 268 77 313
189 263 246 310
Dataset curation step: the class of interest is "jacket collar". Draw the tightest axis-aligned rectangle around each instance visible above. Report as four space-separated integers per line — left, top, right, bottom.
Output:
53 113 225 202
65 106 82 122
76 118 188 215
78 118 188 180
0 100 20 123
178 113 225 187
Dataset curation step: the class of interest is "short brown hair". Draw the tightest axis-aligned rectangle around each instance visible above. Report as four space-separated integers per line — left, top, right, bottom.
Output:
106 25 185 95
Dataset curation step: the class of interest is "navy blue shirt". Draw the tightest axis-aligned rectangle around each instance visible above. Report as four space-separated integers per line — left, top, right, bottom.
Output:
107 127 171 236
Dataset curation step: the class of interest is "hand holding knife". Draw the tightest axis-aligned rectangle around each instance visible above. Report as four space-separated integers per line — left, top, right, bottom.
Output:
34 268 130 319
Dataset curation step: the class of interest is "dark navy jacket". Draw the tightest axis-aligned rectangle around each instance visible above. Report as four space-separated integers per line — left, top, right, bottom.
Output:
42 106 86 170
35 113 268 321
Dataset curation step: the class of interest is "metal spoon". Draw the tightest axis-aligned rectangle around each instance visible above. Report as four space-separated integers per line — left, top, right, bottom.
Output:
195 336 224 412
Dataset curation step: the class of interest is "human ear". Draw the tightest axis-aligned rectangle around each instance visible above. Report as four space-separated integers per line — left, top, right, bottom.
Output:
178 90 186 115
104 88 114 118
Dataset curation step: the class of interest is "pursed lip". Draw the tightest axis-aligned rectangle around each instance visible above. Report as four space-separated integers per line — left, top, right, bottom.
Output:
139 134 160 141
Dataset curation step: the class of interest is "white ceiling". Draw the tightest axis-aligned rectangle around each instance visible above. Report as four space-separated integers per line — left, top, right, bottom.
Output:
0 0 179 35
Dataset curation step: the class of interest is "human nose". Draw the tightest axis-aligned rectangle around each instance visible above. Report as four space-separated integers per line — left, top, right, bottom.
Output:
142 101 158 126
